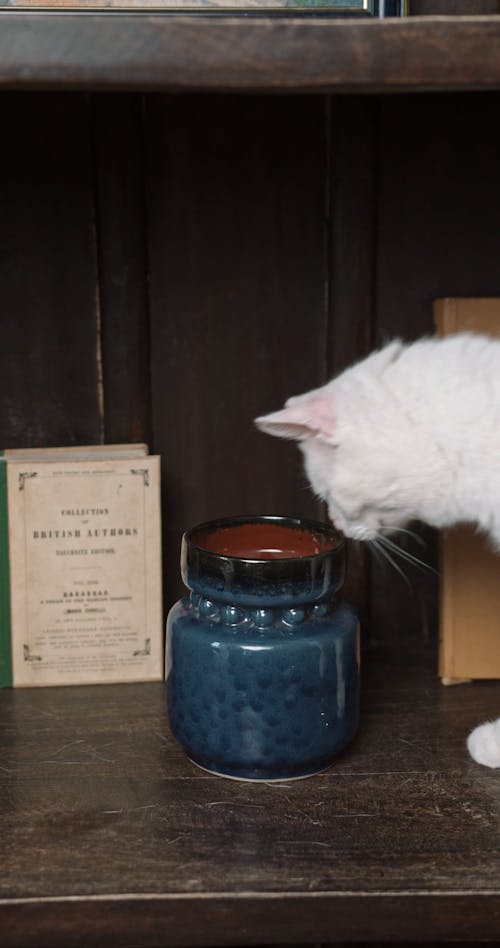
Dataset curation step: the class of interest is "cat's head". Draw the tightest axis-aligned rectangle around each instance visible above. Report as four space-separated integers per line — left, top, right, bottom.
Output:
255 342 436 541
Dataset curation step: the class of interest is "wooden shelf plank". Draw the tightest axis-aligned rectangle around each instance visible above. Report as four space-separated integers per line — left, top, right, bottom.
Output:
2 642 500 945
0 14 500 92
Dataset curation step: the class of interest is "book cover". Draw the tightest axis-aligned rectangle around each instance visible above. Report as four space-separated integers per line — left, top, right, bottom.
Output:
0 448 163 687
434 298 500 684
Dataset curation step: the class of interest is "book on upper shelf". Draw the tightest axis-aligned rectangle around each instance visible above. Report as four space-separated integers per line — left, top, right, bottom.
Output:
0 443 163 688
0 1 408 15
434 298 500 685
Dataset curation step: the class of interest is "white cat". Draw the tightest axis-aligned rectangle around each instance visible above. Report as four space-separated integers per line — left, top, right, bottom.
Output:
255 332 500 769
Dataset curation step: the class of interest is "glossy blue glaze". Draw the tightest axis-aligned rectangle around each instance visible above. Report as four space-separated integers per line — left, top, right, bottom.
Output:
166 597 359 780
165 516 360 781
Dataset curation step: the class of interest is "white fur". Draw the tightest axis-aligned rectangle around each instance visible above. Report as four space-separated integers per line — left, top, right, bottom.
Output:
467 720 500 768
256 332 500 768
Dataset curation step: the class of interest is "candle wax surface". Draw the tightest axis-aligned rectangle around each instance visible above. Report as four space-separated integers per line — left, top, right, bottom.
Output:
193 522 339 560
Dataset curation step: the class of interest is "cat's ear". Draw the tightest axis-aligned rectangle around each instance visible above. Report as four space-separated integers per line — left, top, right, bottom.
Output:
365 339 403 371
255 394 335 442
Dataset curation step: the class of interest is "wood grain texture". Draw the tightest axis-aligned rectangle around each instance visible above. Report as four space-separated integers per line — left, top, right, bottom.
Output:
370 91 500 644
145 94 326 607
1 84 499 946
0 93 101 448
1 644 500 946
1 15 500 92
328 96 377 632
376 93 500 344
93 95 152 445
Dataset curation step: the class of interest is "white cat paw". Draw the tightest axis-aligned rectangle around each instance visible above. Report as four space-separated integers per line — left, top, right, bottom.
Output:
467 720 500 768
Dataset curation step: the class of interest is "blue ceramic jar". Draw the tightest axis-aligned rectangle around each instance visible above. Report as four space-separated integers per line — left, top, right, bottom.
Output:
166 515 359 781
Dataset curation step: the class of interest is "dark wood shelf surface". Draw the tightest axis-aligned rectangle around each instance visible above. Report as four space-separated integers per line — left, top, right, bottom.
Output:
2 642 500 946
0 14 500 92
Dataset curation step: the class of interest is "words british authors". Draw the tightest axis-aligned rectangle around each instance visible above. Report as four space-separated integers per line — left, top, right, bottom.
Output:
6 458 162 686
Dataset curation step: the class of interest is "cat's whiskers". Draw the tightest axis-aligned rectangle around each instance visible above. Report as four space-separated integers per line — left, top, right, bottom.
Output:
377 534 438 575
389 526 427 547
369 537 411 586
366 537 386 573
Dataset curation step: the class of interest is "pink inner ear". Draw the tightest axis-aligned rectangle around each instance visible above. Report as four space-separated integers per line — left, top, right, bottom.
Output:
299 393 336 436
255 393 335 441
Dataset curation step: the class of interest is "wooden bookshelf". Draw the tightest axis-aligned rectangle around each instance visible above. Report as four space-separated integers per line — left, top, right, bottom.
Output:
0 14 499 92
2 642 500 947
1 7 500 946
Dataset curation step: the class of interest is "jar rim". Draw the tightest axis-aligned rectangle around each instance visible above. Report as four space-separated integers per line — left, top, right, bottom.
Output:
181 515 346 605
184 514 344 563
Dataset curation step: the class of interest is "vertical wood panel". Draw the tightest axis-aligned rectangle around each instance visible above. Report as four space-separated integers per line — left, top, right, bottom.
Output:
328 95 377 633
145 94 327 605
0 93 101 448
376 93 500 344
372 91 500 643
93 94 152 446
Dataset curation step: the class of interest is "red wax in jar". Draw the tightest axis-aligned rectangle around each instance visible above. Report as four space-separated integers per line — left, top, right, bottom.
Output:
193 521 338 560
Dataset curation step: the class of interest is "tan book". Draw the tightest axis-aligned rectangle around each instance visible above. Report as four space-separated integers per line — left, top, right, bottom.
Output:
0 446 163 687
2 443 149 460
434 298 500 684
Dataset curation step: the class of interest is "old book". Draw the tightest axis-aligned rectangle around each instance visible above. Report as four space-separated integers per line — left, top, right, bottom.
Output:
1 443 149 459
0 445 163 687
434 298 500 684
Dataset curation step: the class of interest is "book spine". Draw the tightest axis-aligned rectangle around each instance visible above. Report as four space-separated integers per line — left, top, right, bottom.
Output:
0 452 13 687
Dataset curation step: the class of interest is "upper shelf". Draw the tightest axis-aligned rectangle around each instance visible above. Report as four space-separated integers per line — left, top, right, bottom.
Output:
0 13 499 92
